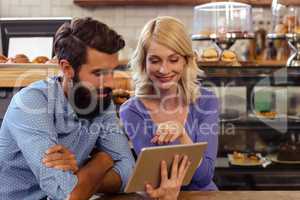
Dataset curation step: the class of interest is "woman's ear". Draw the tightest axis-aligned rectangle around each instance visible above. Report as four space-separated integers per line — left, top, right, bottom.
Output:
59 59 75 79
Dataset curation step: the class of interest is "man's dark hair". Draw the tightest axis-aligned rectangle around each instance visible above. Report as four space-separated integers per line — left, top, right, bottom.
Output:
54 17 125 70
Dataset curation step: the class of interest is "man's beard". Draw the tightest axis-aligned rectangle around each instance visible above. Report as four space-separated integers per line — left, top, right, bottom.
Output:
68 76 112 120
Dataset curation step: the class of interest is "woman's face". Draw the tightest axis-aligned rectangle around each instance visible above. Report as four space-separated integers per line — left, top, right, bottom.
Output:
145 41 186 92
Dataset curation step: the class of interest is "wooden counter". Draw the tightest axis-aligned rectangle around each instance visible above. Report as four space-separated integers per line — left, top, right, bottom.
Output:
74 0 300 7
95 191 300 200
0 64 132 89
0 64 60 88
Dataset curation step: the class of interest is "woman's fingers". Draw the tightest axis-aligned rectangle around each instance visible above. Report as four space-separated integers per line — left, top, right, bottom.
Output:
171 155 179 180
164 133 173 144
178 156 191 183
170 134 178 143
151 135 159 144
160 160 169 184
157 132 168 145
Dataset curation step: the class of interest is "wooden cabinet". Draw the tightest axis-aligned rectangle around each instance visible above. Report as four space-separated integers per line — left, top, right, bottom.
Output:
74 0 210 6
74 0 300 7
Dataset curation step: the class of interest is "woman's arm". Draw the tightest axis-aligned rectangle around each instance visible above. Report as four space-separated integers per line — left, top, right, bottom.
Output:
190 93 219 188
119 102 154 155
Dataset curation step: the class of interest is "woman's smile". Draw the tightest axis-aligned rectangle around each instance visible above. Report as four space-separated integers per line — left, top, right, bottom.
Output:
155 74 176 83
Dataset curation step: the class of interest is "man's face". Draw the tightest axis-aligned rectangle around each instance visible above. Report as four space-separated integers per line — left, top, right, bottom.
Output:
68 48 118 119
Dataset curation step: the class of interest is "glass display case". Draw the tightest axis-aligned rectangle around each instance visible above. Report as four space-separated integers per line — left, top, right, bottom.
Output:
268 0 300 66
192 2 253 40
192 2 255 65
270 2 300 36
198 64 300 190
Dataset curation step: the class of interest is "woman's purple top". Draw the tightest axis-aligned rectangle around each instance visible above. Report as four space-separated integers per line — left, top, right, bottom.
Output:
120 88 219 191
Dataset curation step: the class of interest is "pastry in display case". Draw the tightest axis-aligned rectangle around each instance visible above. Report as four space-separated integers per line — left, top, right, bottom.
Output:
228 151 264 166
199 48 240 66
269 134 300 163
200 47 219 62
277 142 300 162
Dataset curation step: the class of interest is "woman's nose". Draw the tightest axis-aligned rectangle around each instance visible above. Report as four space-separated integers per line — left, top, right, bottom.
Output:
159 61 169 74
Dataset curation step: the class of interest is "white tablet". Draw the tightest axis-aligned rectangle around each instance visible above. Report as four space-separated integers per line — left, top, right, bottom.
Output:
124 142 208 193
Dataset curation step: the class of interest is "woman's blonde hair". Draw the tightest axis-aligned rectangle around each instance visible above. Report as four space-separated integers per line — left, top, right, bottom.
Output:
130 16 200 105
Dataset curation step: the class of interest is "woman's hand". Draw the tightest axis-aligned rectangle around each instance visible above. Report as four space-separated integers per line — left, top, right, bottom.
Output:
42 144 79 174
151 121 191 145
146 155 191 200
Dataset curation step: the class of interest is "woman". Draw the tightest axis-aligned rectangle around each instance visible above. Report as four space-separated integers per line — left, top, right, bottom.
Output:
120 16 219 199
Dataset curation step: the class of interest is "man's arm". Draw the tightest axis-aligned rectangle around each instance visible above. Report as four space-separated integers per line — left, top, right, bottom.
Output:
68 152 117 200
95 103 135 191
44 147 122 200
6 91 78 200
70 103 135 198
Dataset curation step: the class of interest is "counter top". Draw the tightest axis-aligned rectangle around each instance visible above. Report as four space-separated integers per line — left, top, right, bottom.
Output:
0 64 59 87
0 64 131 88
95 191 300 200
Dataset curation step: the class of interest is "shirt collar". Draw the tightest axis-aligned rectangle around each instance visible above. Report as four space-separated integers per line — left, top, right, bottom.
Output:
49 76 78 120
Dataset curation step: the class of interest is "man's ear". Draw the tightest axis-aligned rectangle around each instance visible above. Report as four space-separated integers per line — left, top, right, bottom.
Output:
59 59 75 79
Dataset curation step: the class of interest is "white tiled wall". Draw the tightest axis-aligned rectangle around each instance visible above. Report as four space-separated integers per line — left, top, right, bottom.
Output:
0 0 272 58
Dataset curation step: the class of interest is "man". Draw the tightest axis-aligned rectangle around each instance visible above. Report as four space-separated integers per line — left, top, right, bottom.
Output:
0 17 134 200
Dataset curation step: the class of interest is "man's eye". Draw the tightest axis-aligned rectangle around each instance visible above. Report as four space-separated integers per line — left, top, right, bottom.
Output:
94 70 112 76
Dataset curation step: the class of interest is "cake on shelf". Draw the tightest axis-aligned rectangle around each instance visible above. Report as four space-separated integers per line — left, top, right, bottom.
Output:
277 141 300 161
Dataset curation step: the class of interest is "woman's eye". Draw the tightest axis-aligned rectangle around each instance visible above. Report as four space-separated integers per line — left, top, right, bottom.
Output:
150 60 159 64
170 59 179 63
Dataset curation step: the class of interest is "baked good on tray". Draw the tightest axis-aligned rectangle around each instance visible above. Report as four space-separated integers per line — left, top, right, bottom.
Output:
32 56 49 64
7 54 30 63
201 48 219 62
221 50 237 63
256 111 277 119
232 151 260 164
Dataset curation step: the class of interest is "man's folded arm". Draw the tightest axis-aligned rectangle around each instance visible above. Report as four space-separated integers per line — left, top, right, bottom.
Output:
7 93 78 200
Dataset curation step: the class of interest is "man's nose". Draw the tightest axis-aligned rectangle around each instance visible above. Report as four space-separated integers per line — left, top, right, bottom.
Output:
103 74 114 89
